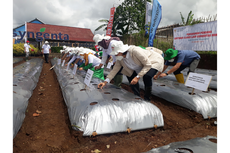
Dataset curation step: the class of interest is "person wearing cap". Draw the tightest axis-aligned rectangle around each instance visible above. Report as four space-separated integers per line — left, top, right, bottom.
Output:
93 34 122 87
70 47 85 67
42 41 51 63
24 41 32 61
78 48 104 80
153 48 201 84
98 41 164 101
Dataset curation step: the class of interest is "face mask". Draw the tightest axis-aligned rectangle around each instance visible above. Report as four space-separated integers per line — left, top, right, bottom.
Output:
116 56 123 61
168 58 174 62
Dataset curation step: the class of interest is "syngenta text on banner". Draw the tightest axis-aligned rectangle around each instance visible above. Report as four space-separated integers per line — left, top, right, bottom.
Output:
145 1 153 36
173 21 217 51
106 7 115 36
148 0 162 47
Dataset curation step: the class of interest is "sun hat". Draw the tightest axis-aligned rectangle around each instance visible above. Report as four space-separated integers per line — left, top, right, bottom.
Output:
103 35 111 40
63 45 67 49
45 41 49 43
164 48 178 60
74 48 79 54
93 34 104 45
78 47 86 55
110 41 130 56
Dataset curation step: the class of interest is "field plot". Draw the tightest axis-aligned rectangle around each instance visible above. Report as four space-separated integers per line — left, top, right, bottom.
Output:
13 57 217 153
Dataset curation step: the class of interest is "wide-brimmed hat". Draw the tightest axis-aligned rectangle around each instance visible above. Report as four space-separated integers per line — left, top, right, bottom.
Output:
93 34 104 45
103 35 111 40
110 41 130 56
78 47 86 55
164 48 178 60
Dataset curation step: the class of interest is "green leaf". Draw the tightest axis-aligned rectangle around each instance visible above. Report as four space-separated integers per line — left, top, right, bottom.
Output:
40 28 46 32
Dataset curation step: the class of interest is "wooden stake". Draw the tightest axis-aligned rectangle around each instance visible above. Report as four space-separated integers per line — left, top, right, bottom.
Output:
191 88 195 95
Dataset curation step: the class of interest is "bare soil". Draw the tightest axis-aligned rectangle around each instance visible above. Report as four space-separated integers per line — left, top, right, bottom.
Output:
13 57 217 153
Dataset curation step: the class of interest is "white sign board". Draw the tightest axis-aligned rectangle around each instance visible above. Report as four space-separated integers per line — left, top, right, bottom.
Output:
84 69 94 87
173 21 217 51
72 64 78 75
66 63 70 70
61 60 65 67
185 72 212 91
57 59 61 65
106 62 113 69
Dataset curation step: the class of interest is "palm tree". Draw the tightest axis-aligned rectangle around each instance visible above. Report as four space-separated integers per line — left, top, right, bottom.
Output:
180 11 202 26
95 19 109 31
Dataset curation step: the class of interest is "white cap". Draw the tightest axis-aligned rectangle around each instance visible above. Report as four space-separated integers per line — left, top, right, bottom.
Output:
93 34 104 45
78 47 86 55
45 41 49 44
63 45 67 49
104 35 111 40
110 41 130 56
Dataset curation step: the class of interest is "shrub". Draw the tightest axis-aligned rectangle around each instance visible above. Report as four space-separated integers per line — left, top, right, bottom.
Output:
51 47 63 53
153 39 172 52
13 43 39 56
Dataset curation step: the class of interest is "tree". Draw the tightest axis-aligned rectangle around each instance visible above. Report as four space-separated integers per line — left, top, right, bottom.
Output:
180 11 202 26
95 0 151 36
94 19 109 32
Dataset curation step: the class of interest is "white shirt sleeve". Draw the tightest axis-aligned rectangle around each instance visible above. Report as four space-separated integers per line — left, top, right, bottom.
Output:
88 54 94 64
104 78 110 83
112 55 116 63
100 48 108 65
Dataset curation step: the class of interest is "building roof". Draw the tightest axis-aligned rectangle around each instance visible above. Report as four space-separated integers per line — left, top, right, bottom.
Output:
27 22 94 42
13 18 44 30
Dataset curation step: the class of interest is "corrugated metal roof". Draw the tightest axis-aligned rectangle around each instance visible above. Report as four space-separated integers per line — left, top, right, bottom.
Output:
27 23 94 42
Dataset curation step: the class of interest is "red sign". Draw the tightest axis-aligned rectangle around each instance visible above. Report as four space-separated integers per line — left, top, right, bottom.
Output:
95 45 99 51
106 7 115 36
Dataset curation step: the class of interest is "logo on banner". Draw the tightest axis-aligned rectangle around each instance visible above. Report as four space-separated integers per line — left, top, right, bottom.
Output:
106 7 115 36
148 0 162 47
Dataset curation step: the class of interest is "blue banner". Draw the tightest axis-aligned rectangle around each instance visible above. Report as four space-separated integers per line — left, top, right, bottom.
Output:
148 0 162 47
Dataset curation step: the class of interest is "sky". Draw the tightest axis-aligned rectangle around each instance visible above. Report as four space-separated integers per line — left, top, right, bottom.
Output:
13 0 217 35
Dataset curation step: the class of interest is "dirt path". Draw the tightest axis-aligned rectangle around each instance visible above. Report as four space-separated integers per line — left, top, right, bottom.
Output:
13 57 217 153
13 59 74 152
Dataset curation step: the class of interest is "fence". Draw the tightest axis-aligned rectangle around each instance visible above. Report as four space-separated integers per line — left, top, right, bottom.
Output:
121 14 217 52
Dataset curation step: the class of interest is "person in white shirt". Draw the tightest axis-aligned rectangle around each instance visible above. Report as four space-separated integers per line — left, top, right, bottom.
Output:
78 48 104 80
93 34 122 87
42 41 51 63
24 41 31 61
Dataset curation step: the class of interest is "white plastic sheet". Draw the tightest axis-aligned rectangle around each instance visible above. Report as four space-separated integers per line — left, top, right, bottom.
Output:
145 135 217 153
51 59 164 136
13 59 43 138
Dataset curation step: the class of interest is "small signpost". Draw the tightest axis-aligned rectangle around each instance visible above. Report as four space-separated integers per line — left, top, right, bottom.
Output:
61 60 65 67
185 72 212 95
66 63 70 70
57 59 61 65
84 69 94 89
106 62 113 69
72 64 78 79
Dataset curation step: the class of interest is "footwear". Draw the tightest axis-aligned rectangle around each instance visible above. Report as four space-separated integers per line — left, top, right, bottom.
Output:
175 73 184 84
130 83 140 97
144 86 152 101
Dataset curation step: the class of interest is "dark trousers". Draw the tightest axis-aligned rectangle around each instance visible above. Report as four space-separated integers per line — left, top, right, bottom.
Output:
126 68 158 96
44 53 49 63
173 58 200 75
